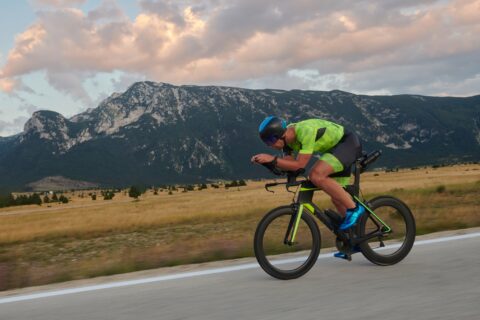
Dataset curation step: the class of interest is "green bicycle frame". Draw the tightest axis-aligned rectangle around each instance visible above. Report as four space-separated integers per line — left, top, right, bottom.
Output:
288 184 392 244
354 195 392 233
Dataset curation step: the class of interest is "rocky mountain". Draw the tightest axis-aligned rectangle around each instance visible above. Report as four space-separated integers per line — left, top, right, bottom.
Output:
0 81 479 191
25 176 99 191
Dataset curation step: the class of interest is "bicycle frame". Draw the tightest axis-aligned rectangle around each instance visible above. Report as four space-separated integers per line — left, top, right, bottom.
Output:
262 149 390 250
286 170 392 248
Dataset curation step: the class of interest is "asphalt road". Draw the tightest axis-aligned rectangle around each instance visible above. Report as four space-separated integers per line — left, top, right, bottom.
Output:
0 229 479 320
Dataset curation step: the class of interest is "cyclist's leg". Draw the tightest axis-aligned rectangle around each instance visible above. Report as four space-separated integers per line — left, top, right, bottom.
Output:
321 130 362 212
309 160 356 212
331 197 347 215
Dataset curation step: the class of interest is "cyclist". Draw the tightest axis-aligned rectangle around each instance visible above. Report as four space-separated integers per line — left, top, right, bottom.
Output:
251 116 364 234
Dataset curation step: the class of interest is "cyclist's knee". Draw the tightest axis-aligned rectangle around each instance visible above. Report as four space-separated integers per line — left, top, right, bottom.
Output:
309 171 329 187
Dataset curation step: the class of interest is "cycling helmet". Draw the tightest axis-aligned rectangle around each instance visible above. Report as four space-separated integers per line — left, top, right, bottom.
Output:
258 116 287 145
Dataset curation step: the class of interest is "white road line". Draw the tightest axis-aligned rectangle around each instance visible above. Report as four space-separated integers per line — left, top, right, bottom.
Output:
0 232 479 305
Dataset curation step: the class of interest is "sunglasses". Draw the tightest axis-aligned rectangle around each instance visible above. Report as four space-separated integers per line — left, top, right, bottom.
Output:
262 135 279 146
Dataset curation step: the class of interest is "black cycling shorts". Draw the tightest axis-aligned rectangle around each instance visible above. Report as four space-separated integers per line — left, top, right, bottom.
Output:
328 130 362 178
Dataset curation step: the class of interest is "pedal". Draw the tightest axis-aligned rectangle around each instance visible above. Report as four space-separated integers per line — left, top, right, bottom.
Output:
333 252 352 261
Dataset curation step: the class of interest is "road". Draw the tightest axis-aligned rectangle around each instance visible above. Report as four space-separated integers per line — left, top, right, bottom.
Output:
0 229 479 320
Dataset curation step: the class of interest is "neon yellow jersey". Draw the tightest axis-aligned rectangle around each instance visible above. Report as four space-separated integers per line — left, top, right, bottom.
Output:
287 119 344 154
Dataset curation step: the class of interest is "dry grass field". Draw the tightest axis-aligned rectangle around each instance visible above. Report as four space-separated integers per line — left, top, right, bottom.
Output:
0 164 479 290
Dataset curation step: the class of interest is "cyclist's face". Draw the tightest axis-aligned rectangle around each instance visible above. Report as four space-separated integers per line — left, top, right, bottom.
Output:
270 137 284 150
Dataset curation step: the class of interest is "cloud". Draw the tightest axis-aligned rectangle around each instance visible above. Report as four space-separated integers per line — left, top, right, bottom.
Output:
46 72 93 105
139 0 187 27
110 72 147 92
0 116 29 137
1 0 480 99
19 103 41 115
87 0 128 22
30 0 86 8
0 78 17 93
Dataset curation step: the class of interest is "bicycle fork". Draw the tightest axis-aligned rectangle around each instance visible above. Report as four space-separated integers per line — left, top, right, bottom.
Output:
284 204 305 245
285 202 337 245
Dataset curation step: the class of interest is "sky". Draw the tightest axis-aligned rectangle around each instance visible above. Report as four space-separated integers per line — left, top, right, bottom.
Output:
1 0 480 136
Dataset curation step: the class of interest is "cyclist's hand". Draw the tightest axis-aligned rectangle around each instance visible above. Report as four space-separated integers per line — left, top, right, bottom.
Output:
251 154 275 164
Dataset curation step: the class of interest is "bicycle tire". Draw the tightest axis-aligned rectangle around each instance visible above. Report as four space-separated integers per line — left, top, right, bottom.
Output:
254 205 321 279
357 196 416 265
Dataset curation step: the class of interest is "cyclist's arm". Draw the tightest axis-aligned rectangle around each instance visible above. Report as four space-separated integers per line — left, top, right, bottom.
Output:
276 124 315 170
276 153 312 171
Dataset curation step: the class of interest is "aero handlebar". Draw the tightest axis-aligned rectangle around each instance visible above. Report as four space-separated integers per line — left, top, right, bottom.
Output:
260 163 307 192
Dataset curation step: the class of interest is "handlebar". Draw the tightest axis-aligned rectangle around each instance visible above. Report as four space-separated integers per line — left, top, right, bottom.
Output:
256 149 383 192
259 162 307 193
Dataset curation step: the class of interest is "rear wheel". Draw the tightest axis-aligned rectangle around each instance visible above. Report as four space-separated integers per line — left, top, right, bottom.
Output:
254 206 321 279
357 196 416 265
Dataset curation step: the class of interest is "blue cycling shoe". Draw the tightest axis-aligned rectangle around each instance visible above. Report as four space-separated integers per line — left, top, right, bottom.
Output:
339 205 366 231
333 252 349 259
333 246 361 260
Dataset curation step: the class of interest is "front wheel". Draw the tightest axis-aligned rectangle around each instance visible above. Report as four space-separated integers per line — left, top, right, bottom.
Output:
357 196 416 265
254 206 321 279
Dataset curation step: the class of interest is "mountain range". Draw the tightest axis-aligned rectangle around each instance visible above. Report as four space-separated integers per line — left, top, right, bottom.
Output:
0 81 479 192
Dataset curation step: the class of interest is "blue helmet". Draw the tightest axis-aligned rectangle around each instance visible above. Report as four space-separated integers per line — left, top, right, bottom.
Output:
259 116 287 145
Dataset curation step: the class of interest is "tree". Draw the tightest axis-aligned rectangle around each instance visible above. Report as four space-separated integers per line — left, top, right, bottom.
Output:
31 193 42 205
52 193 59 202
225 180 239 188
6 194 15 206
129 186 142 199
59 195 69 203
180 184 194 191
91 194 97 200
102 190 115 200
43 195 50 204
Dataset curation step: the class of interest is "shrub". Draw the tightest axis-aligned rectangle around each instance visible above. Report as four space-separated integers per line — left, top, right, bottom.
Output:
31 193 42 205
102 190 115 200
0 193 42 207
128 186 143 199
225 181 238 188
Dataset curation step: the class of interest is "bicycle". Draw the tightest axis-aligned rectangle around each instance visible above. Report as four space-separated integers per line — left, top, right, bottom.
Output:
253 150 416 280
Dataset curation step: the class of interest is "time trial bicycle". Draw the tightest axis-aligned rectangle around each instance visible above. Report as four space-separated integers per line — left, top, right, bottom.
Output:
253 150 416 279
